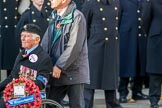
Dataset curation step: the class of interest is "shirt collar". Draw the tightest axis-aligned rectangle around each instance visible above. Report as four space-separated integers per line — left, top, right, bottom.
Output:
57 6 68 17
25 45 38 54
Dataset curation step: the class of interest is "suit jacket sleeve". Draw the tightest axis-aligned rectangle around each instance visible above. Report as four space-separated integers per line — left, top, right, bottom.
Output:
55 13 87 70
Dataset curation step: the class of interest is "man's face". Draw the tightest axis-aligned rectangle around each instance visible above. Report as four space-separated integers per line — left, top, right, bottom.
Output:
49 0 63 9
21 32 37 49
32 0 44 6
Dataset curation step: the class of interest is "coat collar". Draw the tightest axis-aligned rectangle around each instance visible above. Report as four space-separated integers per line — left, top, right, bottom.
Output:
21 45 42 59
30 4 47 17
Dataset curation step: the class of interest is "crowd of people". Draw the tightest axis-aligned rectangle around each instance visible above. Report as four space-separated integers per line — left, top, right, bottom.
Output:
0 0 162 108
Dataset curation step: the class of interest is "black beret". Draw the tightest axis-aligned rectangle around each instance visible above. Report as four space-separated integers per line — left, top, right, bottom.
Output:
21 24 41 36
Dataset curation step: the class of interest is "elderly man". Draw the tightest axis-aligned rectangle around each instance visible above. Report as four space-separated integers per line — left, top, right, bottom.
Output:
0 24 53 108
41 0 89 108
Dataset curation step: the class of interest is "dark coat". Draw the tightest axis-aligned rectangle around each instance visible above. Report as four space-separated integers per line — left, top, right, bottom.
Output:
0 45 53 92
119 0 147 77
142 0 162 74
82 0 120 90
43 0 52 10
15 4 51 48
0 0 20 69
41 1 89 86
73 0 86 10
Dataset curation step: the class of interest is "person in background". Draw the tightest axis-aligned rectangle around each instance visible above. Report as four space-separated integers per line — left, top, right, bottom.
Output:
0 0 21 77
0 24 53 108
118 0 148 103
142 0 162 108
82 0 122 108
15 0 51 49
72 0 86 10
41 0 89 108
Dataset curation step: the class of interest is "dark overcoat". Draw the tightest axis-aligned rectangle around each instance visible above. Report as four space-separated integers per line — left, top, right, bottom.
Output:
0 0 20 69
82 0 120 90
15 4 51 48
119 0 147 77
0 45 53 92
142 0 162 74
73 0 86 10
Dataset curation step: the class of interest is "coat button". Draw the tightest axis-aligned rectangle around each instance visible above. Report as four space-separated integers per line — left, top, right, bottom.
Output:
97 0 100 2
102 17 106 21
14 16 17 19
3 0 6 3
47 18 50 21
115 37 118 40
105 37 109 41
4 16 8 20
104 27 108 31
3 8 7 11
137 10 140 13
115 27 118 30
114 7 118 10
69 77 73 80
5 25 8 28
47 2 50 6
138 26 141 29
33 19 36 22
138 34 142 37
115 17 118 20
138 18 141 21
100 8 103 11
15 7 18 10
14 25 17 28
32 11 35 14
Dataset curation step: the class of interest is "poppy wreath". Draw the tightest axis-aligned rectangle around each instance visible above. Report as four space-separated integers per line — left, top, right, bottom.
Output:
3 78 42 108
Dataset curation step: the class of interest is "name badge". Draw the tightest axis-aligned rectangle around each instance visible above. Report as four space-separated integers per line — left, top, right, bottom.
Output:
14 83 25 98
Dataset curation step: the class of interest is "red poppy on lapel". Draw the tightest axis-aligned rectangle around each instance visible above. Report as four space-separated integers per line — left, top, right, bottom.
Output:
56 23 61 29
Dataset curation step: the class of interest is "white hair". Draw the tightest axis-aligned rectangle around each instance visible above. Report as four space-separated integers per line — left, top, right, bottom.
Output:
32 33 40 42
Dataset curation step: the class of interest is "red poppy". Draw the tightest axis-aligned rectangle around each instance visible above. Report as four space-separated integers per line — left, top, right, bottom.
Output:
56 23 61 29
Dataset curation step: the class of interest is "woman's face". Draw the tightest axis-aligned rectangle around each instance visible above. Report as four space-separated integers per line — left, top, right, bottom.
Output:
32 0 44 6
49 0 63 9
